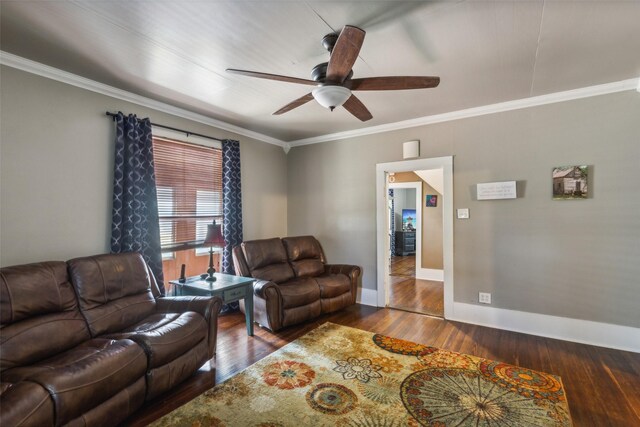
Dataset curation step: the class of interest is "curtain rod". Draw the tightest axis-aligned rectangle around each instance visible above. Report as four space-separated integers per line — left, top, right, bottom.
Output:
105 112 225 142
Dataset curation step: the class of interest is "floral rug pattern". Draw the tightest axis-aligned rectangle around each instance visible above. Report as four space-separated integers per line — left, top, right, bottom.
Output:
152 323 572 426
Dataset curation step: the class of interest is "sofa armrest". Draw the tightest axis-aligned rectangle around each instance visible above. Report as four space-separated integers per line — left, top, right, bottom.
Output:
156 296 223 318
252 279 281 300
324 264 361 282
156 296 223 357
250 280 284 331
324 264 361 304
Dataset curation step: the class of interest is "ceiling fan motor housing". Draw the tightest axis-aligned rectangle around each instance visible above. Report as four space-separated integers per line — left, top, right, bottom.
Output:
322 33 339 52
311 62 353 83
311 62 328 82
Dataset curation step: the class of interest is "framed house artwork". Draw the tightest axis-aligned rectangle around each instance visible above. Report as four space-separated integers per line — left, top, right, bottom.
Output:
426 195 438 207
552 165 588 200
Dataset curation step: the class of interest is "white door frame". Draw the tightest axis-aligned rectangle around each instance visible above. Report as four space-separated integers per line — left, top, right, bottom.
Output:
376 156 454 318
388 182 422 278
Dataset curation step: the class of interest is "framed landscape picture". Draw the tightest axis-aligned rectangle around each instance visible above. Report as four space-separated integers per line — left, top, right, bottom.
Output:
552 165 588 200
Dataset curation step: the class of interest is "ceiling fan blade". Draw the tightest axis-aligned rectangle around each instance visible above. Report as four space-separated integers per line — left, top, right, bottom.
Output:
226 69 317 86
273 93 315 115
343 94 373 122
326 26 366 84
348 76 440 91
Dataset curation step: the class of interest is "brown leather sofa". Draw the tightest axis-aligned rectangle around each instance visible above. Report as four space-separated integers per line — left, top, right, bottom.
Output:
232 236 361 332
0 252 222 427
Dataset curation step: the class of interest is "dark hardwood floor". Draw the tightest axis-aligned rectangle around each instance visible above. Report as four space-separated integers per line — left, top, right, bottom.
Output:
127 306 640 426
389 255 444 317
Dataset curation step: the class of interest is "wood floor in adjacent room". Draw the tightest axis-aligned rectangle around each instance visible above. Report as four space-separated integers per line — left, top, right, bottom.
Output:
389 255 444 317
390 254 417 277
127 305 640 427
388 275 444 317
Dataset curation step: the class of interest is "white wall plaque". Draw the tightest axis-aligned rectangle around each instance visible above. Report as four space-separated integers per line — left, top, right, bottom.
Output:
477 181 517 200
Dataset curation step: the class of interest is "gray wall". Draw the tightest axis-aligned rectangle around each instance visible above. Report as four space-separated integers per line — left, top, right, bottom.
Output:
0 66 288 266
288 91 640 328
3 64 639 329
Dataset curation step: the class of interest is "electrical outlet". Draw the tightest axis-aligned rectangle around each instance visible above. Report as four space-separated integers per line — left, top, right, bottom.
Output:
479 292 492 304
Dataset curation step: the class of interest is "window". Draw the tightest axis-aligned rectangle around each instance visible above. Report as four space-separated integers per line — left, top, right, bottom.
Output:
195 189 222 255
157 186 175 260
153 136 222 259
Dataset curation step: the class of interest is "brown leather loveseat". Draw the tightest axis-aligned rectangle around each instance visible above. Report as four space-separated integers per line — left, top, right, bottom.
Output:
232 236 361 332
0 252 222 427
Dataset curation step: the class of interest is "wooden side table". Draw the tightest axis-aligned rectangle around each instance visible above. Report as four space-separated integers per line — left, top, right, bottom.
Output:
169 274 255 336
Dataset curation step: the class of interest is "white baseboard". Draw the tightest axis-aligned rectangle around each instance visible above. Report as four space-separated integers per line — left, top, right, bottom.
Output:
416 268 444 281
356 287 378 307
361 288 639 352
450 302 640 353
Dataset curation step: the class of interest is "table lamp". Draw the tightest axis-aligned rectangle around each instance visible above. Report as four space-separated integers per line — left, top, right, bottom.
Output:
201 219 225 282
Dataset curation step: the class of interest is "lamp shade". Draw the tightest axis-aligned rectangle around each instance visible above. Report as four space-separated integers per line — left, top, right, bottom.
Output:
203 220 225 247
312 85 351 110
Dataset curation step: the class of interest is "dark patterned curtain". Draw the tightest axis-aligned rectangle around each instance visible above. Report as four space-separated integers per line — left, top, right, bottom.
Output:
110 112 165 293
221 139 243 312
221 139 243 273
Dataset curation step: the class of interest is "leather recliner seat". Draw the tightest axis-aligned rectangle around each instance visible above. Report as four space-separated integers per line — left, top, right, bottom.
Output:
0 252 222 427
67 253 218 401
0 260 147 426
232 236 361 332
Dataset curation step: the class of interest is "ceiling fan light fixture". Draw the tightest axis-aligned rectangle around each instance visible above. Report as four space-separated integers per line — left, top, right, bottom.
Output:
312 85 351 111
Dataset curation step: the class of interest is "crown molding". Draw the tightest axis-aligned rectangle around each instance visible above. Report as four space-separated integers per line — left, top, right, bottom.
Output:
3 51 637 151
288 77 640 147
0 51 287 148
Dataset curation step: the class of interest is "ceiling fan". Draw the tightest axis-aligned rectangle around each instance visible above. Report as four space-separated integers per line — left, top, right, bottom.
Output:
226 25 440 122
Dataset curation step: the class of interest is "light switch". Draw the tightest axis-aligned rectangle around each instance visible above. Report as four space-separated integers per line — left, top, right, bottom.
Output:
457 208 469 219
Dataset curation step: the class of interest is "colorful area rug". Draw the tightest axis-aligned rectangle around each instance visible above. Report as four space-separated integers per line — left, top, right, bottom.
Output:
152 322 572 426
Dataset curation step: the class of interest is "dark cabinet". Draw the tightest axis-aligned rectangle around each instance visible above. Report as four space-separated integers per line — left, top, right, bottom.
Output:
395 231 416 256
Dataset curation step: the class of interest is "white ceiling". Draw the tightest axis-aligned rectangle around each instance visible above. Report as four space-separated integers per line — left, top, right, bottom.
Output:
2 1 640 143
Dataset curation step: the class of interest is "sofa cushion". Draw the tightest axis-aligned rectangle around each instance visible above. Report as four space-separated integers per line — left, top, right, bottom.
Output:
242 238 294 283
68 253 157 336
0 381 54 427
282 236 325 277
315 274 351 298
2 338 147 426
278 278 321 309
290 258 325 278
0 261 91 372
105 312 207 368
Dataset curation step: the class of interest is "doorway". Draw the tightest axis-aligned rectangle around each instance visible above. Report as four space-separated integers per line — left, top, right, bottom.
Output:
388 183 420 277
376 157 454 319
387 176 443 317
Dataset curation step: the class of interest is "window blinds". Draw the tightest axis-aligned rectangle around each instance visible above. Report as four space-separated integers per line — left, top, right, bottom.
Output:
153 137 223 252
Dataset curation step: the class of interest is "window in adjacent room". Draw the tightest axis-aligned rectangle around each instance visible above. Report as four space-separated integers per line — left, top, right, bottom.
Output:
153 134 223 284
